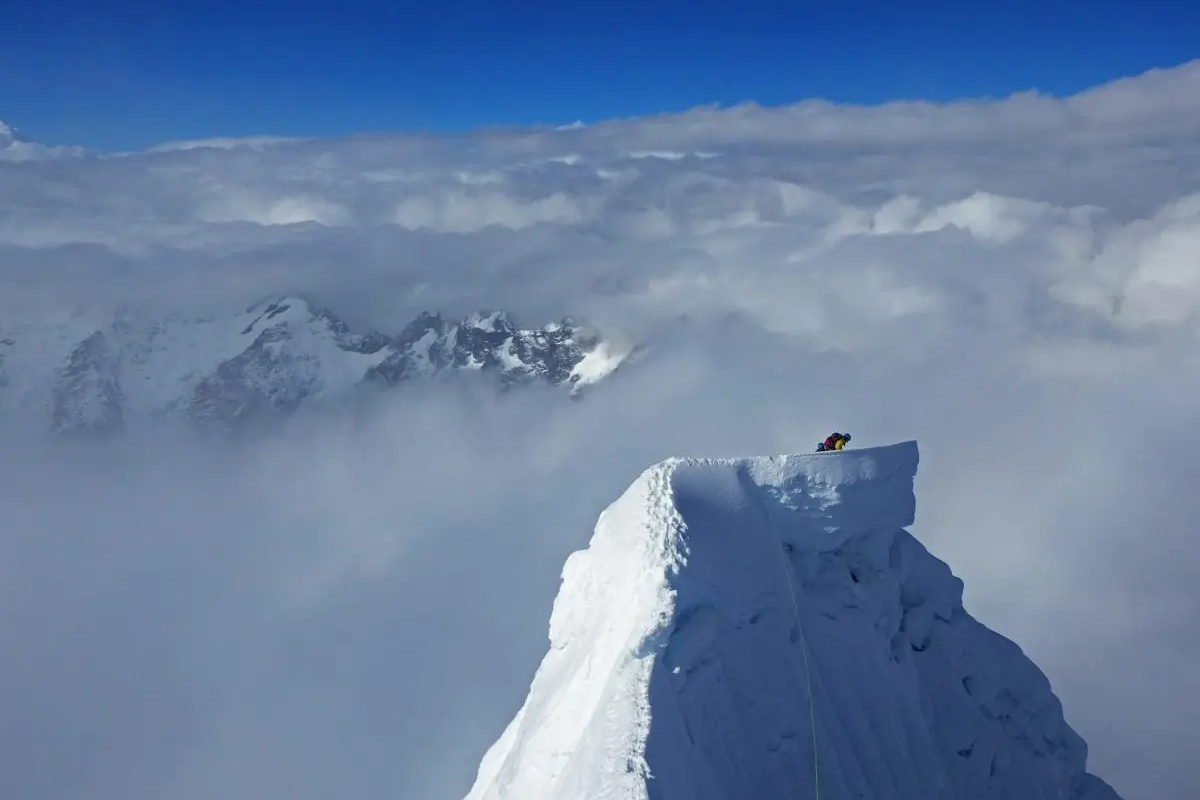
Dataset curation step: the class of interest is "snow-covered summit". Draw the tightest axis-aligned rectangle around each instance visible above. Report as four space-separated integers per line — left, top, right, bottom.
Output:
464 441 1121 800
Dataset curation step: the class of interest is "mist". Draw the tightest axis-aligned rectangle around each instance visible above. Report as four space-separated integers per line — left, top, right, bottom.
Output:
3 61 1200 800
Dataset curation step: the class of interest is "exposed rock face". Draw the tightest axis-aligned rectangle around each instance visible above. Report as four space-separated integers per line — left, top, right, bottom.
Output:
364 310 598 390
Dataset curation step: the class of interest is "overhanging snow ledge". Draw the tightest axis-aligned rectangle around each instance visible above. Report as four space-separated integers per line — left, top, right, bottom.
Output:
664 439 919 552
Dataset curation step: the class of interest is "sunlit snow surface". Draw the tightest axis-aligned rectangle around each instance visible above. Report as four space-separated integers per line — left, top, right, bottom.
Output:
465 441 1120 800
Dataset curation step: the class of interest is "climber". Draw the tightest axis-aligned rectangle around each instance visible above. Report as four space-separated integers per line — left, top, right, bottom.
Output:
816 432 851 452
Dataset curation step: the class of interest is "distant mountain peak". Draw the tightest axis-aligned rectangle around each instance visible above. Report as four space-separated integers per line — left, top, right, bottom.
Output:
0 296 630 437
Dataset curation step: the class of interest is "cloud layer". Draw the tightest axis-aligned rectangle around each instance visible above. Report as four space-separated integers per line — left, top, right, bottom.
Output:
3 60 1199 800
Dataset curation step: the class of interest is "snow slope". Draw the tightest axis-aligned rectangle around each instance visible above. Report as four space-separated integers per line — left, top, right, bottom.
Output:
463 440 1121 800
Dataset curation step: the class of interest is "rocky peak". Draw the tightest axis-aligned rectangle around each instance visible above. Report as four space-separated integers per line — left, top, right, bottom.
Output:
1 295 629 438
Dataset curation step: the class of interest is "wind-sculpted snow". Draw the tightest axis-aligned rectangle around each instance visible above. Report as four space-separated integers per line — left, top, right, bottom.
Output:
464 441 1121 800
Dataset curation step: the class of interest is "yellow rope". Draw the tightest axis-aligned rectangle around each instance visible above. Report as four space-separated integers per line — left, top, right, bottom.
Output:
773 536 821 800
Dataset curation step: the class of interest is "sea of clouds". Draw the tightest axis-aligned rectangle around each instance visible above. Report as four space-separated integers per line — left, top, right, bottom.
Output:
2 60 1199 800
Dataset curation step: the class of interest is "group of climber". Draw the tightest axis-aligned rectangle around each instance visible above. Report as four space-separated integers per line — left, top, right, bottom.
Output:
816 432 851 452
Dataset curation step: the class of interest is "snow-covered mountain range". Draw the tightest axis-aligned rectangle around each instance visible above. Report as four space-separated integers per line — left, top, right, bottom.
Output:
0 296 627 435
463 441 1121 800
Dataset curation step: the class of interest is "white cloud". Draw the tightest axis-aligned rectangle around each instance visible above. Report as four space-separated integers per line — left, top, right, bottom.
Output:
392 189 586 232
198 188 353 227
2 60 1200 800
142 135 308 154
1050 193 1200 329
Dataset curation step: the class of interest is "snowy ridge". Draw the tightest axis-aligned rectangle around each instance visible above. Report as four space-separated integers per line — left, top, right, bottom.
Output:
464 441 1121 800
0 296 627 434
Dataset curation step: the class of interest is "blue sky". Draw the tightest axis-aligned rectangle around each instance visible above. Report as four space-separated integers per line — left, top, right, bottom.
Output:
2 0 1197 151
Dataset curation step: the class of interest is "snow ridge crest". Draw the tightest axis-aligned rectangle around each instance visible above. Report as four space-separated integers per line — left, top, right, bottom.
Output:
463 441 1122 800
